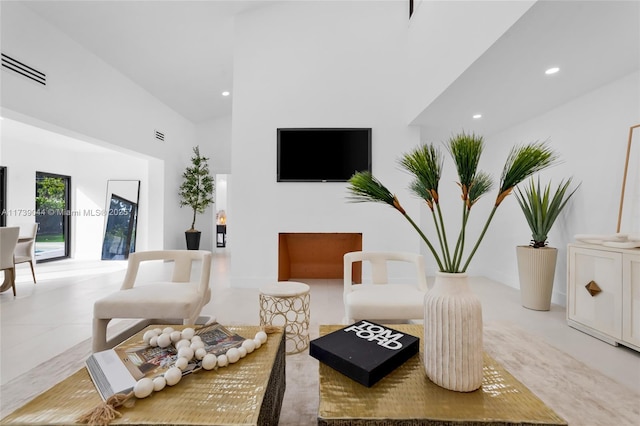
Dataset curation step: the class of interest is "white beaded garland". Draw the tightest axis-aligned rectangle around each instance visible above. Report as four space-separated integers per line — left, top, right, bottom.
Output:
175 357 189 371
195 347 207 360
164 367 182 386
190 340 205 351
201 353 217 370
131 326 269 399
176 339 191 350
242 339 256 353
170 330 182 343
177 347 194 361
133 378 154 398
217 354 229 367
226 347 240 363
181 327 195 340
157 333 172 348
153 376 166 391
255 331 268 344
143 330 158 344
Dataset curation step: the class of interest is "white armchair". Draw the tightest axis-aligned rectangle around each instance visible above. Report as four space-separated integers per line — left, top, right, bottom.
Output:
343 251 428 324
14 223 38 283
93 250 212 352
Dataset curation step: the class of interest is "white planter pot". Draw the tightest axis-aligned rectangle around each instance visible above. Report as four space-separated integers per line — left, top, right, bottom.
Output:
516 246 558 311
423 272 483 392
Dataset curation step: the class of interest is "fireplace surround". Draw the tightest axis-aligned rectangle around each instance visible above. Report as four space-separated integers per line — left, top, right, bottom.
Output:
278 233 362 282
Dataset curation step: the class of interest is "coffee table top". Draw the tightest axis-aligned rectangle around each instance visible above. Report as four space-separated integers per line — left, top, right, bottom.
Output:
2 325 284 426
318 324 567 426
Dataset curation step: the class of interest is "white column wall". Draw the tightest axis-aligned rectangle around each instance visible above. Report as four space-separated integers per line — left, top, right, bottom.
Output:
230 1 422 287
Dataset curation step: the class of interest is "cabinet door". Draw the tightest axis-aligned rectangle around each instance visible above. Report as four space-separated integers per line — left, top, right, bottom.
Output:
568 247 622 339
623 253 640 349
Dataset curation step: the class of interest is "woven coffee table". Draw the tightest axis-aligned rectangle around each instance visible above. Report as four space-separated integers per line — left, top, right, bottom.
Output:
2 325 285 426
318 324 567 426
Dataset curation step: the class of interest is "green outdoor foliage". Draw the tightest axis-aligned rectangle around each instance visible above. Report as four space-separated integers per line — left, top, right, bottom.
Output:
179 146 215 231
347 132 559 273
514 177 580 248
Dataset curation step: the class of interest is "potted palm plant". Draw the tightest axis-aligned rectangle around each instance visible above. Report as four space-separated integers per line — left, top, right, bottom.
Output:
514 177 580 310
347 131 558 392
179 146 215 250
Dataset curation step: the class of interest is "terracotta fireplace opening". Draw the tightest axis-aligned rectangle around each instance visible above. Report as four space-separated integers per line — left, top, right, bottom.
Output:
278 233 362 282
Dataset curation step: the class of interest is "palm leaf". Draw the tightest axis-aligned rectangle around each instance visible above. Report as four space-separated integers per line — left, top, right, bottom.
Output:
347 171 404 213
468 171 493 208
446 132 484 200
496 141 559 206
515 177 580 247
399 144 443 203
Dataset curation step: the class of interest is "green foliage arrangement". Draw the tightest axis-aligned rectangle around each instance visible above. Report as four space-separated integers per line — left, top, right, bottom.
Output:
514 177 580 248
179 146 215 231
347 132 559 273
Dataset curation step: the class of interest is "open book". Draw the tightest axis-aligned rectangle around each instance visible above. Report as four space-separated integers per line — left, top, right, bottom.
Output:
86 323 245 400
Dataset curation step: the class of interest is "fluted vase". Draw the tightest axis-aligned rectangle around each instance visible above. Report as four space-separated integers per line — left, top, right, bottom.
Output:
423 272 483 392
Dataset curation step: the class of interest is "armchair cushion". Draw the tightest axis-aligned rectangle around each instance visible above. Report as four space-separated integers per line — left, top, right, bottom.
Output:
94 283 211 319
345 284 425 320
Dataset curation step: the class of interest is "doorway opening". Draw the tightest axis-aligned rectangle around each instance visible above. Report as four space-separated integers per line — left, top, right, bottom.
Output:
35 171 71 262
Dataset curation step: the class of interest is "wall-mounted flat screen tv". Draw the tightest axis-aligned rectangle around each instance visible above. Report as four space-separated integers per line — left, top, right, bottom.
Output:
277 128 372 182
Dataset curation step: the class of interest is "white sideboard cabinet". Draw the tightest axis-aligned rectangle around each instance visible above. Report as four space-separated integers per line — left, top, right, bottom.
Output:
567 243 640 352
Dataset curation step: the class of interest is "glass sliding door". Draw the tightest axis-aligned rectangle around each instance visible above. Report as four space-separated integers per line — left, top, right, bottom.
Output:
35 172 70 262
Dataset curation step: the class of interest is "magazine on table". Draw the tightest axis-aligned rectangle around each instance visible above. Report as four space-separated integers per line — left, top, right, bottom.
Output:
85 322 246 400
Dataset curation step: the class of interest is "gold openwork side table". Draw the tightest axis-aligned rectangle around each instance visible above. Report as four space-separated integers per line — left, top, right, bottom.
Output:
259 281 310 354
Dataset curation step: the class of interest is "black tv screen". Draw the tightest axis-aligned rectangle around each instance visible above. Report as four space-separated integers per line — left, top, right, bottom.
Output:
277 128 372 182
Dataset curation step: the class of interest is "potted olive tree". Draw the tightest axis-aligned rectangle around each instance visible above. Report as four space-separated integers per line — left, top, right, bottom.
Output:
179 146 214 250
514 176 580 310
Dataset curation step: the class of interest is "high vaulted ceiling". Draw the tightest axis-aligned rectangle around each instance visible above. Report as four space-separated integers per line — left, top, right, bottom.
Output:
412 0 640 136
17 1 640 132
22 0 267 124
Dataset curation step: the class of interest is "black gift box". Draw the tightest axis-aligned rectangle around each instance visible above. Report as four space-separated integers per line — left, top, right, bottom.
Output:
309 320 419 387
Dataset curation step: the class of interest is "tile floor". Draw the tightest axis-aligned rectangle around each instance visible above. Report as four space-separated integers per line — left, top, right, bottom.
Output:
1 252 639 396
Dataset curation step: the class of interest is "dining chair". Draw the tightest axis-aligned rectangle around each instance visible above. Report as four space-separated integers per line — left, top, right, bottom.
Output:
0 227 21 296
14 223 38 283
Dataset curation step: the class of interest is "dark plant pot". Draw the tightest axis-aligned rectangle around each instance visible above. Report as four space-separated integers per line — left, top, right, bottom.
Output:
185 231 201 250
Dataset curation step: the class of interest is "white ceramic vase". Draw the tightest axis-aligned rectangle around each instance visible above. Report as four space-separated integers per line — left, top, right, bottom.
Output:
423 272 483 392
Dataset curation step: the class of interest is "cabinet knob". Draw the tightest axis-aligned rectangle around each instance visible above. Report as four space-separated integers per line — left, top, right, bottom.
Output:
585 280 602 297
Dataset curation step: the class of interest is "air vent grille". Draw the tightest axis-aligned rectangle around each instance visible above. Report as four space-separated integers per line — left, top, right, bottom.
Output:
155 130 165 141
1 53 46 85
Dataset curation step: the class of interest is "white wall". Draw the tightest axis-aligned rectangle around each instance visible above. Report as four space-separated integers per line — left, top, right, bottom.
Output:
466 71 640 305
230 1 423 287
407 0 536 123
0 1 197 250
1 119 150 259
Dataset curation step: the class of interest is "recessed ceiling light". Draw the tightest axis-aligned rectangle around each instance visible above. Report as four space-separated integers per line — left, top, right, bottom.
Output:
545 67 560 75
473 114 482 119
222 91 230 96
